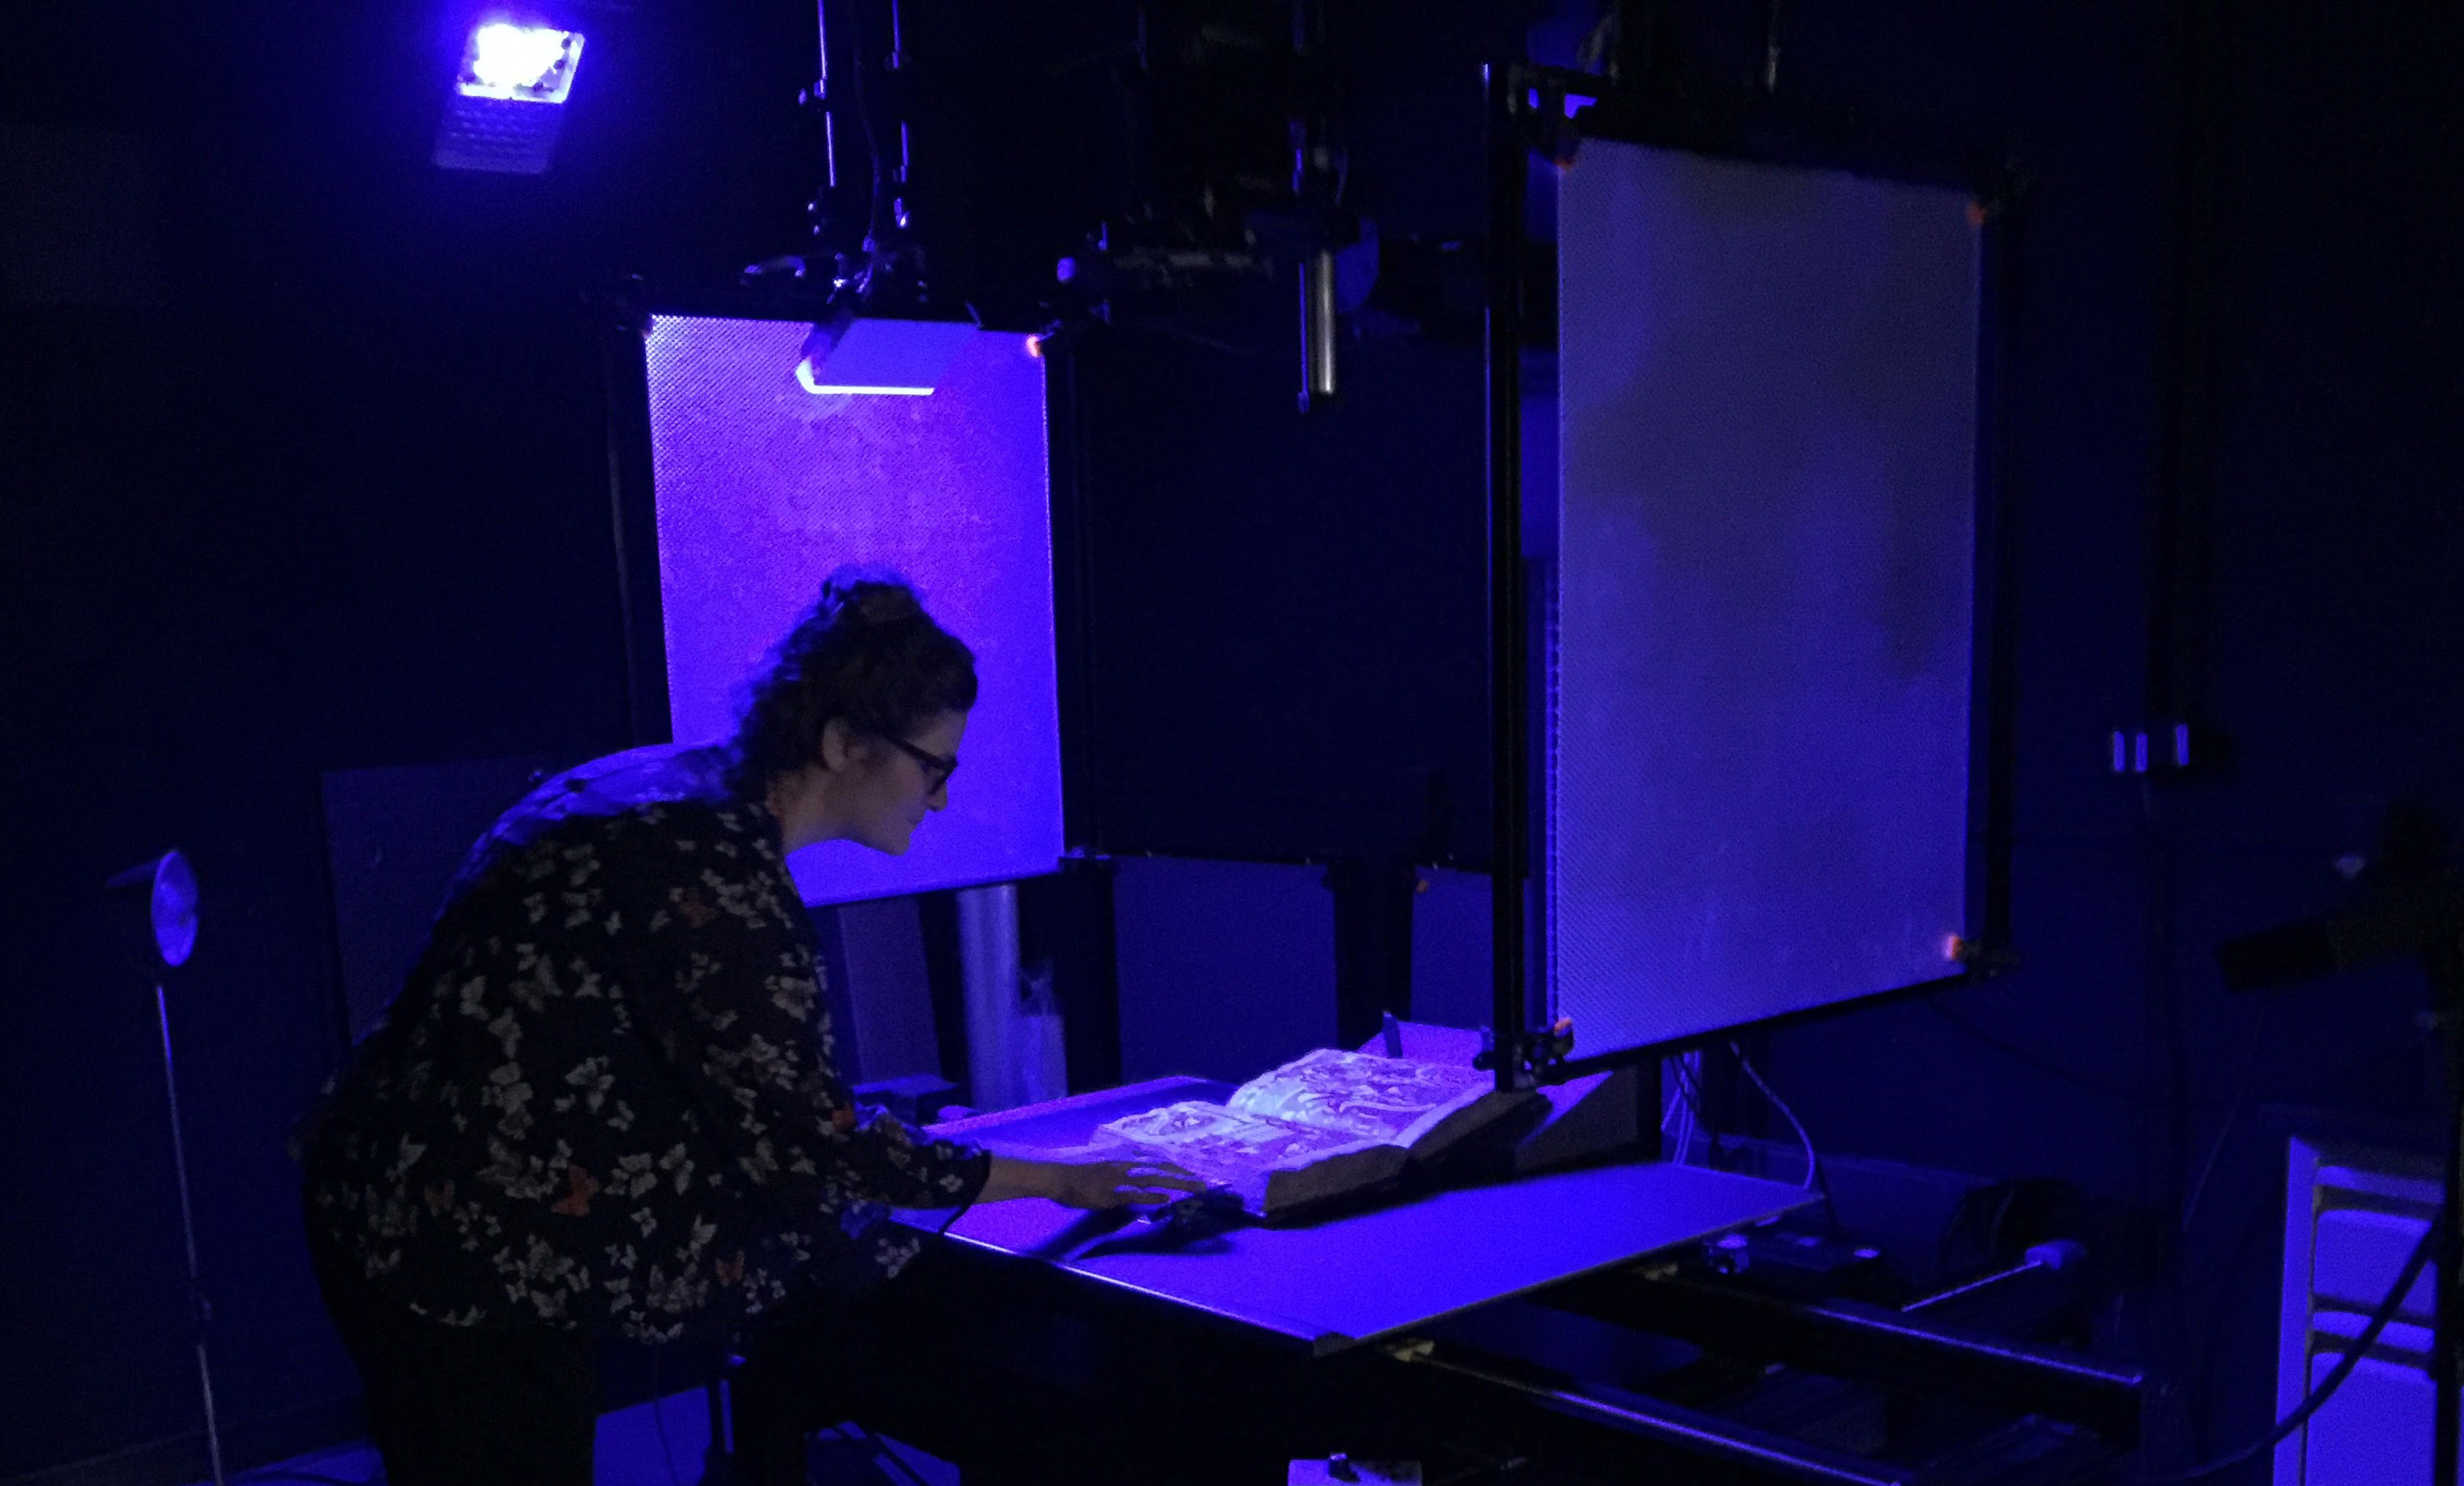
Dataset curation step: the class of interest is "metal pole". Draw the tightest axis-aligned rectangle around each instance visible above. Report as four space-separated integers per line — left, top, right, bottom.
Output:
1300 249 1338 411
156 983 224 1486
2437 1119 2461 1486
1484 62 1530 1095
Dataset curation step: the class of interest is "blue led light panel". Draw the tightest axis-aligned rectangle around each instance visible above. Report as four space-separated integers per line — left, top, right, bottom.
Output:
1553 141 1982 1055
643 315 1063 905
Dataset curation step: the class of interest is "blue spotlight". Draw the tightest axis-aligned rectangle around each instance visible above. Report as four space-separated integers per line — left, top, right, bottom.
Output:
433 18 584 175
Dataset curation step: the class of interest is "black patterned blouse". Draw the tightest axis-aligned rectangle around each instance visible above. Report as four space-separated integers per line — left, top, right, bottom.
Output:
298 743 989 1343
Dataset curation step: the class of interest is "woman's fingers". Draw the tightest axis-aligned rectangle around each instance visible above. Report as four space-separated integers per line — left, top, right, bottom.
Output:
1039 1157 1211 1208
1097 1159 1205 1206
1120 1161 1205 1192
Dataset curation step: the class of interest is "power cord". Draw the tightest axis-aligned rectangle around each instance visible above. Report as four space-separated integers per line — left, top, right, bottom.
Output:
2177 1003 2273 1240
1729 1044 1820 1193
1730 1043 1839 1228
1661 1052 1696 1164
1667 1054 1727 1168
2135 1218 2434 1483
1922 996 2171 1106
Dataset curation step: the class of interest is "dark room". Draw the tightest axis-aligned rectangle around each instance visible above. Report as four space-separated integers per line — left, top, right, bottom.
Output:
3 2 2460 1485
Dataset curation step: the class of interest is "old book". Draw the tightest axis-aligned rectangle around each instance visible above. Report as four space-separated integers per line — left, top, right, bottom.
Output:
1099 1049 1535 1220
1350 1021 1645 1176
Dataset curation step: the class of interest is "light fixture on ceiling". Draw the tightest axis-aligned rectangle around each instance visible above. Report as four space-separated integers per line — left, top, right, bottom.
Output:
434 18 585 175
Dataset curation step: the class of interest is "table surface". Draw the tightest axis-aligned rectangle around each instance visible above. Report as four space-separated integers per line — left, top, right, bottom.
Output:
905 1079 1817 1356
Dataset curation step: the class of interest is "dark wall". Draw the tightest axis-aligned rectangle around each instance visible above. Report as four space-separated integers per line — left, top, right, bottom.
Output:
1064 329 1496 863
1742 2 2464 1477
4 0 2459 1482
1 0 814 1474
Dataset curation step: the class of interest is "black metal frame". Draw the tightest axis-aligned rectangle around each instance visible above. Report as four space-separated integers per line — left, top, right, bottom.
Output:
1543 1270 2141 1449
596 286 672 749
1042 333 1106 855
1482 64 2027 1091
810 1222 2140 1486
1484 63 1536 1092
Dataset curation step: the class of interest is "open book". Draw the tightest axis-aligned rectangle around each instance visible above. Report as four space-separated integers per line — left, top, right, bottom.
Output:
1098 1049 1536 1220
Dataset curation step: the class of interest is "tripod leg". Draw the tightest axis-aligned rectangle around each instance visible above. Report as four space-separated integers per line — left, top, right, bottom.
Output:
157 985 223 1486
197 1341 226 1486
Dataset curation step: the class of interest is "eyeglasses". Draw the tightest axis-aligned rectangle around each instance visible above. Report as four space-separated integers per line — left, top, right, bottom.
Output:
879 733 959 792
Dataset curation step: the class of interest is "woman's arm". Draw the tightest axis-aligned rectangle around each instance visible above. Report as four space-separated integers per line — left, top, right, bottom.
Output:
979 1154 1204 1209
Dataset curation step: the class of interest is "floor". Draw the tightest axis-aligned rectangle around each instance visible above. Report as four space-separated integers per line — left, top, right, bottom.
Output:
195 1391 960 1486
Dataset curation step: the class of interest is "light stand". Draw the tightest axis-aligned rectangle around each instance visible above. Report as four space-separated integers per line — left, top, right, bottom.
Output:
105 850 222 1486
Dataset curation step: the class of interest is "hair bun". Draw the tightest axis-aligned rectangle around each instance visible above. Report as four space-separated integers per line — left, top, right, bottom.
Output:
727 564 979 795
820 566 927 629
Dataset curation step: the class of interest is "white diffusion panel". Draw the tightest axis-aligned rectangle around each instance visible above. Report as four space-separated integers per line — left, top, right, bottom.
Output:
644 317 1063 905
1554 141 1981 1055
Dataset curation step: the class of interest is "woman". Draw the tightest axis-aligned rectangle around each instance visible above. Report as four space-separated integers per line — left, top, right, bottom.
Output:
298 571 1195 1484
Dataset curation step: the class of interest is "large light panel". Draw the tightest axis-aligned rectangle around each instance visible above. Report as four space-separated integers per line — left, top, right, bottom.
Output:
1553 141 1981 1055
643 314 1063 905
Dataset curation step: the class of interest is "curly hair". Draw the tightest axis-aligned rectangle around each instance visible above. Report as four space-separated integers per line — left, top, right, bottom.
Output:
726 568 978 797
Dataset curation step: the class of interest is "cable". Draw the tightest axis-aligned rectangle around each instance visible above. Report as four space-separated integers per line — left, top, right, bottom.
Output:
2135 1218 2435 1483
1761 0 1786 92
1668 1053 1726 1167
2178 1003 2273 1239
1729 1045 1839 1229
1730 1044 1821 1194
1573 8 1618 74
1922 996 2172 1105
845 41 891 296
1927 992 2428 1115
1672 1074 1695 1165
1660 1053 1693 1163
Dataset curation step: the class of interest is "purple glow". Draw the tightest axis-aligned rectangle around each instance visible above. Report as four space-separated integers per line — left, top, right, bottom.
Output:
797 318 978 396
643 315 1063 905
456 21 583 103
795 359 927 397
1554 141 1980 1055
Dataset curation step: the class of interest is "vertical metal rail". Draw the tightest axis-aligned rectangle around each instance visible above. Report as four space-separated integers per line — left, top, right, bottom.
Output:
1484 63 1531 1094
1971 192 2022 971
2437 931 2464 1486
599 307 668 748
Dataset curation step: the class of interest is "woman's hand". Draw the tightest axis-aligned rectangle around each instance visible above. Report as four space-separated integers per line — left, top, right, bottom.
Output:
1044 1157 1205 1210
980 1153 1205 1209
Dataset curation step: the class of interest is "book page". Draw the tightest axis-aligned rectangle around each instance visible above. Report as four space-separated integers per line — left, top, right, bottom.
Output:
1225 1049 1496 1148
1099 1101 1387 1195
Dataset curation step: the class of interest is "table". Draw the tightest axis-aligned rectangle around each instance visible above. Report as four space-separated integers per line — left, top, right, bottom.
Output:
910 1079 1818 1356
